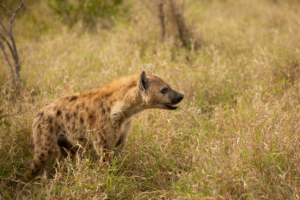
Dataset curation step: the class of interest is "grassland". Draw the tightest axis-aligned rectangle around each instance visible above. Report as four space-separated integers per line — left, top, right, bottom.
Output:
1 0 300 199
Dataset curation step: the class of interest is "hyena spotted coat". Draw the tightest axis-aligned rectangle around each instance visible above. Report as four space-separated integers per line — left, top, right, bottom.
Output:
25 71 184 181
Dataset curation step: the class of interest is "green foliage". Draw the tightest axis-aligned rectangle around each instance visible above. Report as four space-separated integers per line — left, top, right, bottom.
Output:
0 0 33 19
48 0 123 28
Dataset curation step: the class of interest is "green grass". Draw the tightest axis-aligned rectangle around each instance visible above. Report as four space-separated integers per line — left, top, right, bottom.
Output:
1 0 300 199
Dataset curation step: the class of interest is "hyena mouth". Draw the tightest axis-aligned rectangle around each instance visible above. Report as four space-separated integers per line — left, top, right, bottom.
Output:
165 103 179 110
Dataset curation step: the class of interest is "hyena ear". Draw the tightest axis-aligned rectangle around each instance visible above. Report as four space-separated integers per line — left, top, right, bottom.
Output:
139 71 150 92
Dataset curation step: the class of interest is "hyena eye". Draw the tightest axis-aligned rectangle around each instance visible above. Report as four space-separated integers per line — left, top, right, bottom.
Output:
160 88 168 94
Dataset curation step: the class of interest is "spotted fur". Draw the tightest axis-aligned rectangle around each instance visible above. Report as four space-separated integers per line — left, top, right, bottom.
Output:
24 71 184 181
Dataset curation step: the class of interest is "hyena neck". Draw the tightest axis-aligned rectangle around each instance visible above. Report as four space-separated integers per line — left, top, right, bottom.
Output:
110 88 145 127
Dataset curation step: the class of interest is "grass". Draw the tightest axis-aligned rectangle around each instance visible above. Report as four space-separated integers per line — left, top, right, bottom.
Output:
1 0 300 199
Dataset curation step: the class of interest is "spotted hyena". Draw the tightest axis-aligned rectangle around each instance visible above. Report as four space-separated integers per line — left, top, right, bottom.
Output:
24 71 184 181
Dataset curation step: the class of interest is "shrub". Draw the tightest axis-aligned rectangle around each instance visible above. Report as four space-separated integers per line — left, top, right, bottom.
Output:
48 0 123 28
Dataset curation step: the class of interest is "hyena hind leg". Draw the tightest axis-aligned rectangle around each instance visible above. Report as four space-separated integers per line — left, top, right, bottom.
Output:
93 139 113 163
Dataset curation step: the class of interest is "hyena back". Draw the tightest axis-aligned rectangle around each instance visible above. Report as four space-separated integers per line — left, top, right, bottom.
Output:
25 71 184 181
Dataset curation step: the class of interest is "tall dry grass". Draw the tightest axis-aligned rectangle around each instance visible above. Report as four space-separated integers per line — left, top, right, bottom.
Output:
0 0 300 199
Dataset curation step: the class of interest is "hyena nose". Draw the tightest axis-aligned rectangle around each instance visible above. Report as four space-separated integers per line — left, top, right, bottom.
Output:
178 93 184 102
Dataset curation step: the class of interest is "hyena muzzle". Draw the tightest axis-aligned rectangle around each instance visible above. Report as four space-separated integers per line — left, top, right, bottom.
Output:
24 71 184 181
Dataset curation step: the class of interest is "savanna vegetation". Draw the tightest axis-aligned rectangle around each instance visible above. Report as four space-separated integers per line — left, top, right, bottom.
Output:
1 0 300 199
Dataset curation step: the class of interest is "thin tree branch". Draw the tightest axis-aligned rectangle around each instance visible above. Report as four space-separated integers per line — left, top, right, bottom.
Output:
0 21 10 36
0 32 16 58
9 0 25 83
1 3 13 15
10 0 25 24
0 103 42 120
0 0 25 90
0 41 15 88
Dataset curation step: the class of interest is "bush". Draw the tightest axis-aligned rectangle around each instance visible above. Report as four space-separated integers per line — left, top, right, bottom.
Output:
48 0 123 28
0 0 28 19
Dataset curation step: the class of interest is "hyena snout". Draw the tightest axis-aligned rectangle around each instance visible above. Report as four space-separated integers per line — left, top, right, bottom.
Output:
171 90 184 104
165 89 184 110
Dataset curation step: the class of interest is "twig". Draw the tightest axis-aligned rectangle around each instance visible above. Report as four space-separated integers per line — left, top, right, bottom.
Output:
0 101 43 120
0 21 10 36
1 3 13 15
0 41 15 88
0 106 21 120
10 0 25 24
9 0 25 83
0 0 25 88
0 32 16 60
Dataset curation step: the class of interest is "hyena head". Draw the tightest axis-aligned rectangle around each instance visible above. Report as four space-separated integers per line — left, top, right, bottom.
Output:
138 71 184 110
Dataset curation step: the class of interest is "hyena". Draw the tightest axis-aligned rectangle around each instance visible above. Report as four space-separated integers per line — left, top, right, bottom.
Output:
25 71 184 181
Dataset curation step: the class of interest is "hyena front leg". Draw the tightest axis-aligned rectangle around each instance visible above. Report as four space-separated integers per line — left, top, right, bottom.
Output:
114 120 132 157
92 131 109 162
93 128 120 163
